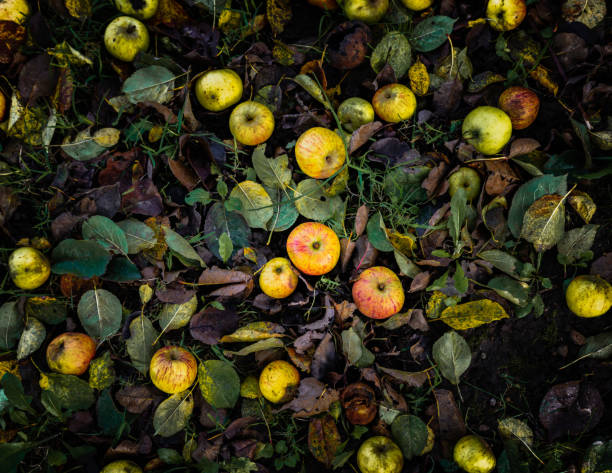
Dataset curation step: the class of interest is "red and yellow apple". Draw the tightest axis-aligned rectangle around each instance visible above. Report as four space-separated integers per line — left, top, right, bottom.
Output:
295 127 346 179
259 360 300 403
229 101 275 146
343 0 389 23
307 0 338 9
259 257 299 299
352 266 404 319
486 0 526 31
195 69 243 112
357 436 404 473
461 106 512 155
372 84 417 123
498 86 540 130
150 346 197 394
46 332 96 376
286 222 340 276
103 16 150 63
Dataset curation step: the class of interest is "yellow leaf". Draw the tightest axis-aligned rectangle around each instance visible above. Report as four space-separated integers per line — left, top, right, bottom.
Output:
148 125 164 143
267 0 292 35
439 299 509 330
568 190 596 224
294 74 328 107
0 360 20 381
243 247 258 263
88 351 115 391
144 217 169 260
386 230 416 257
64 0 91 18
324 166 349 197
93 127 120 147
150 0 190 28
498 418 534 447
139 284 154 304
48 41 93 67
409 58 429 96
220 321 285 343
219 9 241 33
241 14 266 39
5 92 45 146
240 375 262 399
520 194 565 252
426 291 446 319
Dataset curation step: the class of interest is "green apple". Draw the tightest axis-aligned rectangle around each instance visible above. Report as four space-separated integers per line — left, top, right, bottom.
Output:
338 97 375 132
104 16 150 62
113 0 159 20
448 167 482 201
343 0 389 23
461 106 512 155
357 436 404 473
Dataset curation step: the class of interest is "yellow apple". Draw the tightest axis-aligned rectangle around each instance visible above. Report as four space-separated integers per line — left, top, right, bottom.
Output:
461 106 512 155
565 275 611 318
401 0 432 10
338 97 375 132
195 69 243 112
113 0 159 20
352 266 404 319
448 167 482 201
150 346 197 394
229 101 275 146
486 0 526 31
101 460 143 473
0 0 30 24
9 247 51 290
372 83 416 123
259 360 300 403
286 222 341 276
343 0 389 23
104 16 150 63
295 127 346 179
46 332 96 376
453 435 496 473
498 86 540 130
259 257 299 299
357 436 404 473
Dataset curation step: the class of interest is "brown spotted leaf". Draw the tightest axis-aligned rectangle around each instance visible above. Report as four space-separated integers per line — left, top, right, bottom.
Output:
267 0 291 35
520 194 566 252
308 415 341 468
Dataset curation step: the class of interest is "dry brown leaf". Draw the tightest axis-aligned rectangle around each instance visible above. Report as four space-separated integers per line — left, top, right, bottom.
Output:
198 267 252 285
348 121 383 155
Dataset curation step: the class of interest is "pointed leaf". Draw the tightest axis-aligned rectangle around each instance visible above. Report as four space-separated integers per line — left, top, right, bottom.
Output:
153 390 194 437
16 317 46 360
82 215 128 254
432 331 471 384
126 315 158 375
51 239 110 278
77 288 122 341
204 202 251 261
229 180 274 229
521 194 566 252
116 219 157 254
163 227 205 267
391 414 428 460
438 299 509 330
197 360 240 409
252 145 291 189
0 302 23 351
159 295 198 332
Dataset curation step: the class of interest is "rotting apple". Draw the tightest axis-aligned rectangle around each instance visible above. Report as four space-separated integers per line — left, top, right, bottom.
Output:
308 0 338 10
195 69 243 112
372 83 417 123
486 0 526 31
295 127 347 179
259 360 300 403
259 257 299 299
401 0 432 10
103 16 150 62
149 345 197 394
461 106 512 155
229 101 275 146
46 332 96 376
498 86 540 130
453 435 496 473
352 266 405 319
343 0 389 24
113 0 159 20
338 97 375 132
8 246 51 290
0 0 30 24
286 222 341 276
565 275 611 318
357 436 404 473
448 167 482 201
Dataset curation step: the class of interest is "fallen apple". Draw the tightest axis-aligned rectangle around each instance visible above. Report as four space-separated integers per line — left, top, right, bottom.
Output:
295 127 346 179
259 257 299 299
486 0 526 31
498 86 540 130
286 222 341 276
0 0 30 24
195 69 243 112
46 332 96 376
103 16 150 62
461 106 512 155
229 101 275 146
352 266 405 319
565 275 611 318
101 460 143 473
453 435 496 473
372 83 417 123
343 0 389 23
400 0 432 10
113 0 159 20
259 360 300 403
448 167 482 201
357 436 404 473
8 246 51 290
150 345 197 394
338 97 375 132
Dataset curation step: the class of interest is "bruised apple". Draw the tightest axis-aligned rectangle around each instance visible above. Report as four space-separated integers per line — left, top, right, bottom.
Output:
8 246 51 290
486 0 526 31
259 360 300 403
286 222 341 276
352 266 404 319
149 346 197 394
498 86 540 130
46 332 96 376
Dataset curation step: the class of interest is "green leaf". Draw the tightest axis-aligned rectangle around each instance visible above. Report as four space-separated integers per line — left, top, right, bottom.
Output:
432 331 471 384
383 166 429 204
82 215 128 254
61 130 106 161
77 288 123 341
218 232 233 263
341 327 374 368
1 373 33 413
158 448 184 465
371 31 412 78
229 180 274 229
104 256 141 282
453 262 468 294
192 0 227 15
507 174 567 238
153 390 194 437
0 442 35 473
252 145 291 189
97 388 123 436
391 414 428 460
198 360 240 409
448 187 467 247
185 188 212 206
126 315 158 375
265 186 299 232
51 239 111 278
40 373 95 411
223 338 285 356
410 16 457 52
0 302 23 350
426 269 449 292
204 202 251 261
159 295 198 333
116 219 157 254
394 250 420 278
520 194 565 252
488 276 530 307
478 249 535 281
557 224 599 264
294 179 342 222
16 317 46 360
122 66 175 105
164 227 205 267
367 212 394 252
579 332 612 360
570 119 592 169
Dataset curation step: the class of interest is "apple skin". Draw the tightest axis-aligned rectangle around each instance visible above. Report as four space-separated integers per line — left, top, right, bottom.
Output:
486 0 526 31
372 84 417 123
352 266 404 319
259 257 299 299
286 222 341 276
448 167 482 201
0 0 30 24
461 106 512 155
104 16 150 62
46 332 96 376
498 86 540 130
338 97 375 132
113 0 159 20
295 127 346 179
8 246 51 290
453 435 496 473
343 0 389 23
259 360 300 403
149 346 197 394
195 69 243 112
308 0 338 10
229 101 275 146
401 0 432 10
357 436 404 473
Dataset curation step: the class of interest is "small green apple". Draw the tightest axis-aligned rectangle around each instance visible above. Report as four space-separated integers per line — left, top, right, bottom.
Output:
338 97 375 132
448 167 482 201
357 436 404 473
113 0 159 20
343 0 389 24
104 16 150 63
461 106 512 155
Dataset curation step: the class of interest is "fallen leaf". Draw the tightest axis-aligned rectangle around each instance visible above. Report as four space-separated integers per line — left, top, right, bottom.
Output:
438 299 509 330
